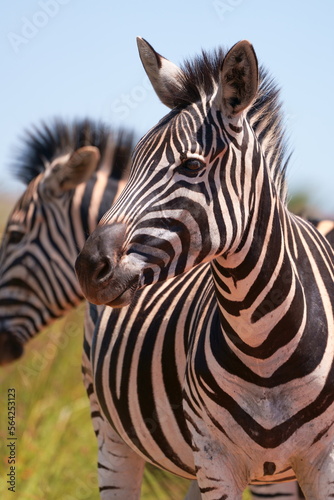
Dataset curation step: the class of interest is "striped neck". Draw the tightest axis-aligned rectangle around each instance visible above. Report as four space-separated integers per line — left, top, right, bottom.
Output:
210 163 305 378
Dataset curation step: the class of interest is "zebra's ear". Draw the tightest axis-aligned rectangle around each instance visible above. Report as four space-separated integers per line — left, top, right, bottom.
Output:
57 146 100 190
137 37 184 109
220 40 259 118
40 146 100 196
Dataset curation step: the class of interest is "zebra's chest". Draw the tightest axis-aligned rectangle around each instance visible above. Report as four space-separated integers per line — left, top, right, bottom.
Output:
185 325 334 482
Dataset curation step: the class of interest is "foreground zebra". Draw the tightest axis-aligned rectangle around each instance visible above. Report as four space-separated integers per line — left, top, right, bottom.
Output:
0 120 305 498
0 120 323 498
76 39 334 498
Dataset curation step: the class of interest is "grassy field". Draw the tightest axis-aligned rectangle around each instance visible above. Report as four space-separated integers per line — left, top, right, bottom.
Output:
0 199 251 500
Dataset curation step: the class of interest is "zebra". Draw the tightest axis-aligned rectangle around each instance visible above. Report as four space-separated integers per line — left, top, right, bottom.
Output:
0 118 132 363
75 38 334 498
0 120 319 498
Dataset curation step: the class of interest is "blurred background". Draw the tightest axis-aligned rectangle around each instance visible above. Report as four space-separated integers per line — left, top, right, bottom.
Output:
0 1 333 498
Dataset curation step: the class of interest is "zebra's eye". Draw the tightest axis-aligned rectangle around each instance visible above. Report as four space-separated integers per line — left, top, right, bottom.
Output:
180 158 205 174
7 230 24 245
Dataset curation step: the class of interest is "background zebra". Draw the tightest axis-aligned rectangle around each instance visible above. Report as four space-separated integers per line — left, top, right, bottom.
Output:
0 119 324 498
0 118 132 363
75 38 334 498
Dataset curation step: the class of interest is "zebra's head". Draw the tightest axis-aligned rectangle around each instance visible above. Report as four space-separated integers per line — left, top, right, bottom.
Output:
0 120 132 365
75 39 286 308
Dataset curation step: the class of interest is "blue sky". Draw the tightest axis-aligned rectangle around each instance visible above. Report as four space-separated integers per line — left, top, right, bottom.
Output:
1 0 334 215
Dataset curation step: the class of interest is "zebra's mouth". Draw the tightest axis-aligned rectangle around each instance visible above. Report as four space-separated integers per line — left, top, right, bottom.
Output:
77 268 141 308
104 276 140 308
0 332 24 366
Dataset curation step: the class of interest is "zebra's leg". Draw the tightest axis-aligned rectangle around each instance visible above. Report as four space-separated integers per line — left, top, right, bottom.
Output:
82 305 146 499
191 440 246 498
96 422 146 499
183 480 305 500
292 450 334 500
184 412 247 498
249 482 304 499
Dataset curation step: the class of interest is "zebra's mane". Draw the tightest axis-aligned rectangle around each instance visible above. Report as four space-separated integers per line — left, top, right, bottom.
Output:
13 118 135 185
171 47 289 200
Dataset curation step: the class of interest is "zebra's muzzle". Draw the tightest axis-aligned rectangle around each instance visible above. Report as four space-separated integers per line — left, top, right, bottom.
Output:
75 223 141 308
0 332 24 366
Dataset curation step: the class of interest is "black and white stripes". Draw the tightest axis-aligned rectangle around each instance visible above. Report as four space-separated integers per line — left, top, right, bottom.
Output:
76 39 334 498
0 119 133 361
0 115 315 498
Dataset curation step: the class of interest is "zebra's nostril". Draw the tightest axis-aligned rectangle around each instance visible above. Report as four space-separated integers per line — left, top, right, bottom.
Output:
75 222 129 304
76 223 127 287
94 257 114 283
